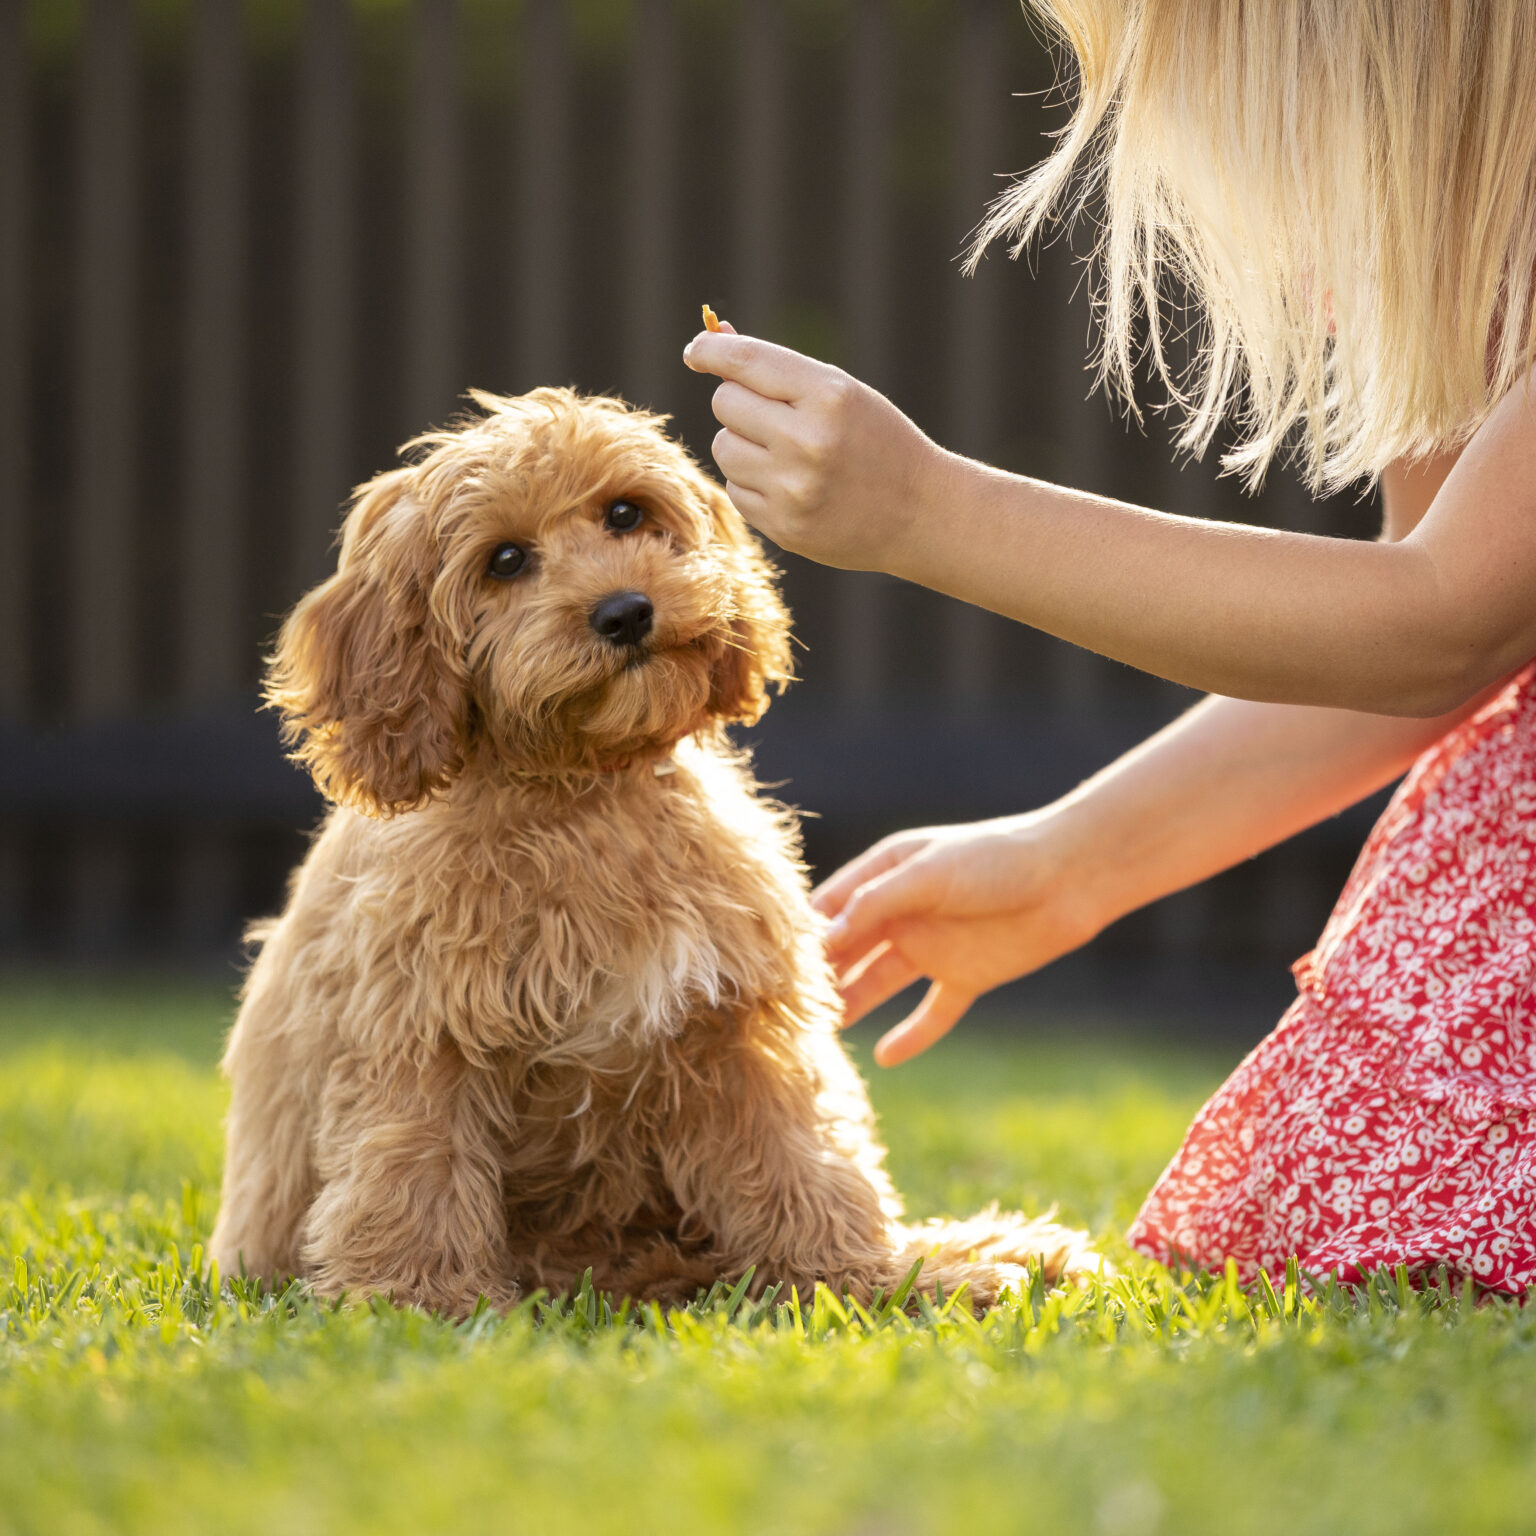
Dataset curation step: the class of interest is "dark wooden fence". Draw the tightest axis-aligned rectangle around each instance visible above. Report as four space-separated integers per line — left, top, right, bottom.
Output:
0 0 1381 986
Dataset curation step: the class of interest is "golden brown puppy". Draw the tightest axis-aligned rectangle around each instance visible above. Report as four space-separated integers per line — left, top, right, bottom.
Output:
210 388 1092 1314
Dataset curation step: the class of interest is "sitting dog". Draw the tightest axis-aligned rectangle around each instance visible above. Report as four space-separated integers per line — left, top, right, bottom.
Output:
210 388 1093 1314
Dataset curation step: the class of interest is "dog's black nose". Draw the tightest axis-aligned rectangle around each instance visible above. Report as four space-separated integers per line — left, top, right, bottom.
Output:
589 590 655 648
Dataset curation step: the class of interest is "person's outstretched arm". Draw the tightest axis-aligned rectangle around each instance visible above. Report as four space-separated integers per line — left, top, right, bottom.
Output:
809 452 1497 1065
683 333 1536 718
816 691 1488 1065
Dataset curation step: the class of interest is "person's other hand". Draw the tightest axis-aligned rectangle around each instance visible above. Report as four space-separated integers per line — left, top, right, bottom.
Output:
683 328 950 574
811 812 1107 1066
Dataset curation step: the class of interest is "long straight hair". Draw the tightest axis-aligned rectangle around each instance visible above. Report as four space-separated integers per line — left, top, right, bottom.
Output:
972 1 1536 491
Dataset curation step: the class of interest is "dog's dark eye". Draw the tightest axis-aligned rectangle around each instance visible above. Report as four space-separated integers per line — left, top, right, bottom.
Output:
487 542 528 580
604 500 645 533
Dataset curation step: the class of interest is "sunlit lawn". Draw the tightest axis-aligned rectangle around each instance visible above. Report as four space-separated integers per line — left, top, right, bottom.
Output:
3 976 1535 1536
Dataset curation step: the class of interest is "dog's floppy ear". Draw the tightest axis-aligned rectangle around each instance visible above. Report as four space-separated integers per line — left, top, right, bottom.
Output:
699 477 794 725
266 468 470 817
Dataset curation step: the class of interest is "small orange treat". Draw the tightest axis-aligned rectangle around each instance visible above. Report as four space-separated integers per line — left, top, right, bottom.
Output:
701 303 722 332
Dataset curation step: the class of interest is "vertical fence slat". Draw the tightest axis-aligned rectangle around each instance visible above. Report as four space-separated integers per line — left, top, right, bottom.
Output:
622 0 679 409
179 0 247 952
67 0 138 950
0 0 28 949
942 0 1006 709
0 831 18 953
0 0 19 941
1151 885 1211 976
183 0 246 701
835 0 894 709
733 0 785 332
1262 840 1327 962
406 0 461 432
0 0 27 719
72 0 138 721
512 0 569 389
840 0 891 391
292 0 355 596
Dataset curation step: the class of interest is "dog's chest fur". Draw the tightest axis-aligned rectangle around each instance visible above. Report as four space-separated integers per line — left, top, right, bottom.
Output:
286 742 838 1279
322 742 826 1067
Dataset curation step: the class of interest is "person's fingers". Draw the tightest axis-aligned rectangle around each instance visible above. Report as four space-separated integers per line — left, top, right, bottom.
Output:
824 864 930 963
836 942 921 1029
683 332 824 404
711 380 797 450
711 429 777 494
723 480 769 525
873 981 975 1067
718 320 738 335
811 836 920 919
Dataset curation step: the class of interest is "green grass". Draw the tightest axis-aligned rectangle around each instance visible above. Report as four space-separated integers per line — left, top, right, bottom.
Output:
4 978 1536 1535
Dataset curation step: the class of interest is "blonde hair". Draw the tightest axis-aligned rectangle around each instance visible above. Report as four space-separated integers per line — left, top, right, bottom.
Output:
972 1 1536 491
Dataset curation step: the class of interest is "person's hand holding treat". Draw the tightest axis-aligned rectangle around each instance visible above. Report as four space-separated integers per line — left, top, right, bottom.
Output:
683 324 950 574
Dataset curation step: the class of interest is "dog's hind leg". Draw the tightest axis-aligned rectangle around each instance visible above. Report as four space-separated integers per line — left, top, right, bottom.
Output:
210 985 320 1287
301 1043 515 1317
211 1082 316 1286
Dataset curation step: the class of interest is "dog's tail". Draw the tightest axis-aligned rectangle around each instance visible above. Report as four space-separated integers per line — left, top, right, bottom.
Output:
897 1203 1107 1284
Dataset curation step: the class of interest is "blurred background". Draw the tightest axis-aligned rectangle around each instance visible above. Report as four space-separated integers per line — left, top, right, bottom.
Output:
0 0 1385 1031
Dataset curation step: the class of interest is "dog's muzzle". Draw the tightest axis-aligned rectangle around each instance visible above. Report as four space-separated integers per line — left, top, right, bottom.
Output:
589 590 655 650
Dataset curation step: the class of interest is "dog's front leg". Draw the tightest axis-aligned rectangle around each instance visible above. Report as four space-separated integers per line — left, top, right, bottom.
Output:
301 1044 513 1317
659 1037 907 1304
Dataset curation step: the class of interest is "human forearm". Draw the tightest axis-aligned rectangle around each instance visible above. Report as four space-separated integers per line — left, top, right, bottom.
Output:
1053 691 1487 932
690 335 1536 719
901 451 1526 717
815 688 1483 1036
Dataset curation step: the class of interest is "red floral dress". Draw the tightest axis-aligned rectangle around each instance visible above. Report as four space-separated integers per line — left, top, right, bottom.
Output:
1130 662 1536 1293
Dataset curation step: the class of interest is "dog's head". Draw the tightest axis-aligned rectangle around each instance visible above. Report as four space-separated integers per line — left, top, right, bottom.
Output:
268 389 793 814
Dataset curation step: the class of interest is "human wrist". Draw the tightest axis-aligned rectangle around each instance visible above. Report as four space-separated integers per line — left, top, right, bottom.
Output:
1025 792 1138 938
880 441 970 582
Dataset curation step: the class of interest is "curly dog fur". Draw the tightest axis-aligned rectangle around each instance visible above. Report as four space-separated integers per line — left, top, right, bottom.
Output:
210 388 1094 1314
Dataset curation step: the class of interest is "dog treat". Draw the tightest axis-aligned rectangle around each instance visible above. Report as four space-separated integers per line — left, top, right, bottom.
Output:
701 303 722 333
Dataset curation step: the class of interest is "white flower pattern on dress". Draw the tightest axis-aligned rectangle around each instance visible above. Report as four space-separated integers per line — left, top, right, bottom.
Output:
1130 663 1536 1292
